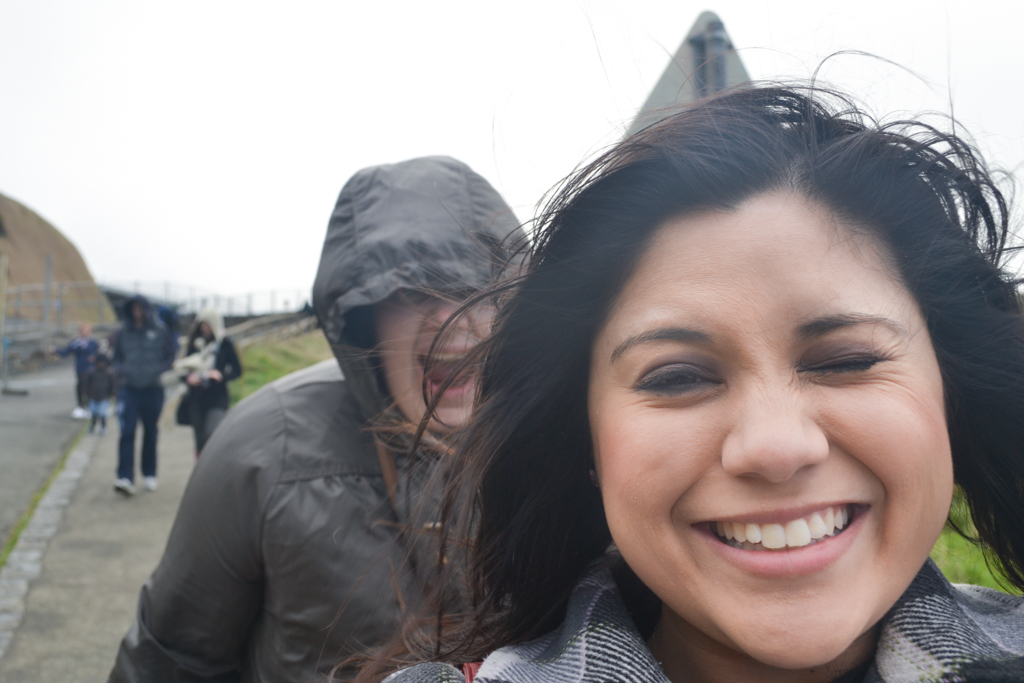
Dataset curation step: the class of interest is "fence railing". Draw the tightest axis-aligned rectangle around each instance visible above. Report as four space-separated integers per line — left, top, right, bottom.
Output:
99 281 311 317
2 273 317 377
3 281 115 357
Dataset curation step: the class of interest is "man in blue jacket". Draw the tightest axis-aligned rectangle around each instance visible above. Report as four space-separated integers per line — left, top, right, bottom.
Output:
111 295 175 495
54 322 100 418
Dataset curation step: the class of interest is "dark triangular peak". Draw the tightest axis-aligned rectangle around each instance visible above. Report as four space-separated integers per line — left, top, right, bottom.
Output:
627 11 750 136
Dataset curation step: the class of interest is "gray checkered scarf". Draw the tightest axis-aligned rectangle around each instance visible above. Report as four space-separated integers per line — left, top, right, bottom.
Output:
385 559 1024 683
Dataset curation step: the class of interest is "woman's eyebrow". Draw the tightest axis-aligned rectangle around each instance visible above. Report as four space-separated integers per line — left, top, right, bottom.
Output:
611 327 710 363
796 314 909 340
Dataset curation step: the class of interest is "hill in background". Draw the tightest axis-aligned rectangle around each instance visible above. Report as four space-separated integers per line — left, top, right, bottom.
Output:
0 192 114 324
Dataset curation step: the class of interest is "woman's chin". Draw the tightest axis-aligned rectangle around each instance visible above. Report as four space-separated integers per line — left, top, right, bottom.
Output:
430 403 472 430
710 609 877 674
739 634 860 671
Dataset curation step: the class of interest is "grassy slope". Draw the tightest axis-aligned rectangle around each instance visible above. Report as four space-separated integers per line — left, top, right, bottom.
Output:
932 528 1017 592
227 331 1015 594
229 330 333 406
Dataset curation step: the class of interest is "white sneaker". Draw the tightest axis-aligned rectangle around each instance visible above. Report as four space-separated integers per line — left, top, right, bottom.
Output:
114 478 136 496
143 476 158 492
71 407 89 419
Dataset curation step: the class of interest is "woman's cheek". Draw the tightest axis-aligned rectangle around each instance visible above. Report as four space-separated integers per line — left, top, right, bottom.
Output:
594 404 706 542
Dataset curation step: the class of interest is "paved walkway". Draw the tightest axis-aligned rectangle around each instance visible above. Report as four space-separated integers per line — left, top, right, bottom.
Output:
0 412 194 682
0 362 85 544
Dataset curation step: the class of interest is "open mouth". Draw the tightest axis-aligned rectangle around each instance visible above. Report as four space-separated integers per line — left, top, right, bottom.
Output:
421 352 472 398
709 505 858 551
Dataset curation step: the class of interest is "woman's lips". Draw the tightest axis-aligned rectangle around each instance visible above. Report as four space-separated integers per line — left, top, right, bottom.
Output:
697 504 867 578
420 351 474 400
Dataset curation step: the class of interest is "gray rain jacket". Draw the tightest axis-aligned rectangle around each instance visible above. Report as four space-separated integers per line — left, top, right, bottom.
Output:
109 157 520 683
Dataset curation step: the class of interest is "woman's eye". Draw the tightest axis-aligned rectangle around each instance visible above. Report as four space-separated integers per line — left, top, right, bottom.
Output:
636 365 717 394
801 354 884 374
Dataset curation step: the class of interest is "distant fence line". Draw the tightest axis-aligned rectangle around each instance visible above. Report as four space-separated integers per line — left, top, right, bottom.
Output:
3 279 311 357
5 281 114 325
2 278 317 376
4 281 311 323
98 281 311 317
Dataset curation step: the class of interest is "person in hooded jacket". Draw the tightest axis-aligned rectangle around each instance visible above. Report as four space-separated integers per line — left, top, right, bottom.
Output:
175 308 242 454
112 294 176 496
108 156 521 683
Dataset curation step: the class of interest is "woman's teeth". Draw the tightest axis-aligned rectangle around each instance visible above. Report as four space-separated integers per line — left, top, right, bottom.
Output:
430 352 466 363
423 353 470 389
712 506 851 550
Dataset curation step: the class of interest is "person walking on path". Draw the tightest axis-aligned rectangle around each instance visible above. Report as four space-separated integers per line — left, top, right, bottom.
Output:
53 322 99 419
109 156 522 683
174 308 241 455
85 354 116 434
112 295 174 495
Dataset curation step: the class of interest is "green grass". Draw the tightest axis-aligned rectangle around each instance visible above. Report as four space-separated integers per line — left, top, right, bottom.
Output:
931 526 1017 593
229 330 334 406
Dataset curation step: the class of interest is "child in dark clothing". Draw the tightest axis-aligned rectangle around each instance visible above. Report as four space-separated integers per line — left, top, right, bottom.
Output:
85 356 117 434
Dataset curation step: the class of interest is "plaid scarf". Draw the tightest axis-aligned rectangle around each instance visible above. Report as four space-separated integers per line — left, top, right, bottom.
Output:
386 560 1024 683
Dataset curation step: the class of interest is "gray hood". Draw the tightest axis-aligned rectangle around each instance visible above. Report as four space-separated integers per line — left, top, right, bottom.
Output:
312 156 521 421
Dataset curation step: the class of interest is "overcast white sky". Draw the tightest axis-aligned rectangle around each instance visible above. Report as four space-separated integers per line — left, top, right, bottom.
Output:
1 0 1021 300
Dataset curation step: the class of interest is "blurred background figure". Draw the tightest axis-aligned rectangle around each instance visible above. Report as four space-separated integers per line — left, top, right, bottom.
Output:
174 308 241 456
85 354 116 434
112 295 175 496
53 322 99 418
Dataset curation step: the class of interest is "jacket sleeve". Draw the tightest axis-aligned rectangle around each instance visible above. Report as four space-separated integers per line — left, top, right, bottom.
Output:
161 326 176 371
54 340 73 357
111 329 124 373
217 338 242 383
108 387 286 683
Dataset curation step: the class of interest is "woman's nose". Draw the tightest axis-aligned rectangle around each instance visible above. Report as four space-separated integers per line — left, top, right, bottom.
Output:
425 300 460 330
720 386 829 483
435 300 459 320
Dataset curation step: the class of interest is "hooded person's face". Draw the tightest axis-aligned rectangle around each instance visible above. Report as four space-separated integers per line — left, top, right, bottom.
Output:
374 291 492 430
131 302 146 327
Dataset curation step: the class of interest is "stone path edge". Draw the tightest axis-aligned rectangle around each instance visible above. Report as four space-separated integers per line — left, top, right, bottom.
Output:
0 423 87 569
0 426 95 660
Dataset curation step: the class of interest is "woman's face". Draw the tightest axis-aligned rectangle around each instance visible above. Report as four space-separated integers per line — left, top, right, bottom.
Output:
375 291 492 429
588 192 953 678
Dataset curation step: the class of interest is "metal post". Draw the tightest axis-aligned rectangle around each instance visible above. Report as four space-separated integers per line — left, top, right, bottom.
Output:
270 291 276 314
57 283 65 333
247 294 253 317
0 251 23 395
43 253 52 351
0 251 8 371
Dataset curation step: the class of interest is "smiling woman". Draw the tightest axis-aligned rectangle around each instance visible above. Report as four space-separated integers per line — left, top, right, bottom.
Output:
358 87 1024 683
589 193 953 679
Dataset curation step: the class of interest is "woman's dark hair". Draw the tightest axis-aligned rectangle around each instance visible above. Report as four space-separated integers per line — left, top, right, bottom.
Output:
356 84 1024 680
